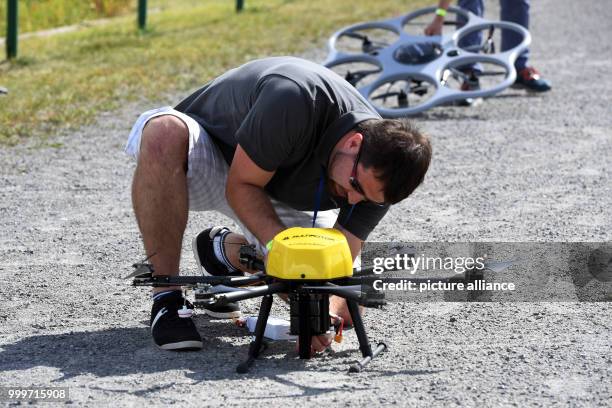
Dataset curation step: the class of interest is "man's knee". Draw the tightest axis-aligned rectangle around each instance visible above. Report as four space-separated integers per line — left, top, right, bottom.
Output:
139 115 189 166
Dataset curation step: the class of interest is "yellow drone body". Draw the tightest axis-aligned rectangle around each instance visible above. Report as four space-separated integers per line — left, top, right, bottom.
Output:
266 227 353 281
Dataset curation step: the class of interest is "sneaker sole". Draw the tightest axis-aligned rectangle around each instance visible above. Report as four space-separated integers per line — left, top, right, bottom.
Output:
511 82 550 93
157 340 203 351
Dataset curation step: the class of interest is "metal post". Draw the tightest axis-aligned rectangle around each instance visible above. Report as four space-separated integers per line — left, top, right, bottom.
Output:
236 0 244 13
6 0 18 59
138 0 147 30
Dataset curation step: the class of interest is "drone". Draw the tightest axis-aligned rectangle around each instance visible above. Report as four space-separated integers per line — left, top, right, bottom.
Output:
129 227 502 374
323 6 530 117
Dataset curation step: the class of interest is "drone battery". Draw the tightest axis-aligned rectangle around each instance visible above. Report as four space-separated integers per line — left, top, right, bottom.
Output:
289 293 331 336
245 316 297 341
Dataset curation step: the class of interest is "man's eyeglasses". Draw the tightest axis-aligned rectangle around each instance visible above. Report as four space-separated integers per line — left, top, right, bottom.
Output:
349 144 387 207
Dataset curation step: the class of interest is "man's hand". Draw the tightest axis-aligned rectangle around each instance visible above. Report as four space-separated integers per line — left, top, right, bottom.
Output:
425 1 451 36
424 16 445 36
295 332 334 356
295 315 345 356
309 332 334 355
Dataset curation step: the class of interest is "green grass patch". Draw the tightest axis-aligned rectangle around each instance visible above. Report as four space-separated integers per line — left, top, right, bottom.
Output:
0 0 135 34
0 0 427 145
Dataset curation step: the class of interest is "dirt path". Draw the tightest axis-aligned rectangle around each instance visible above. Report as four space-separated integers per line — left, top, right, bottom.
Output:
0 0 610 406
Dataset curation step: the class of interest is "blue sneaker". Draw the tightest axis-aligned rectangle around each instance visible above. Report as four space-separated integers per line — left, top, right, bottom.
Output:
513 66 551 92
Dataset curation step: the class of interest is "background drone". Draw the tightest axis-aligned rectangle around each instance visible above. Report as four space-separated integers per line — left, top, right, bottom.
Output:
323 6 530 117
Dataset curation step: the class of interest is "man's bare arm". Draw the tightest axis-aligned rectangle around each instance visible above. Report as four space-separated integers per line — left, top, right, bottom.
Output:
334 222 363 261
425 0 452 36
225 145 286 245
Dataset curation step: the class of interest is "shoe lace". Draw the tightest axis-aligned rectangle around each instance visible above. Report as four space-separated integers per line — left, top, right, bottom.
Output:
176 297 195 310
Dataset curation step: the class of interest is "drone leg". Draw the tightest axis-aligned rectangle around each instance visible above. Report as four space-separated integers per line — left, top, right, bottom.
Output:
347 299 372 357
236 294 273 374
349 342 387 373
298 292 312 359
346 299 387 373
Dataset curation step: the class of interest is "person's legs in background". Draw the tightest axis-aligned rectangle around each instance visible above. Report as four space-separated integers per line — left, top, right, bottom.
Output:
500 0 551 92
456 0 484 104
457 0 484 70
457 0 484 45
500 0 530 70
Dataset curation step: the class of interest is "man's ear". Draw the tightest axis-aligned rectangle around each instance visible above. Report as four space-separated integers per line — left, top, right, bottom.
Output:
346 131 364 151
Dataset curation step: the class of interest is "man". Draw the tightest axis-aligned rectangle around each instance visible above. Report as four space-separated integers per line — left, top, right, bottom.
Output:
125 56 431 352
425 0 552 97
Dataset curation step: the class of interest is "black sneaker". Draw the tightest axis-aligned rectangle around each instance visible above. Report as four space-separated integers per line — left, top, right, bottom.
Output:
192 226 243 277
150 291 203 350
200 301 241 319
192 226 242 319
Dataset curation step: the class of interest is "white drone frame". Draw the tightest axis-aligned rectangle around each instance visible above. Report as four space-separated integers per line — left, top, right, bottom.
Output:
323 6 531 117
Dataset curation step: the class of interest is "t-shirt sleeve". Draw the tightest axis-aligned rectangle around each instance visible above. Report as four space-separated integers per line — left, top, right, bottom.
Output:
235 76 312 171
337 203 390 241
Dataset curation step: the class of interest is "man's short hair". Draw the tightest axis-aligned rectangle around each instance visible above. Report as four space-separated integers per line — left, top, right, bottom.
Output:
356 119 432 204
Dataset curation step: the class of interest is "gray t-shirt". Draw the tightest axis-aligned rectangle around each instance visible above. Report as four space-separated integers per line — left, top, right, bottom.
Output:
175 56 389 240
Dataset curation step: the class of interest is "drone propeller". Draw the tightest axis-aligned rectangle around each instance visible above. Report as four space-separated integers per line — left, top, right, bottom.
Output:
342 31 390 54
122 252 156 279
397 89 408 108
484 24 496 54
371 89 408 108
370 79 432 109
410 81 429 96
475 70 507 77
462 25 497 54
344 68 381 86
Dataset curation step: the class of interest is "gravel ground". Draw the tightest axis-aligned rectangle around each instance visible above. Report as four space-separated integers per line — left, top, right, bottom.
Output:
1 0 610 406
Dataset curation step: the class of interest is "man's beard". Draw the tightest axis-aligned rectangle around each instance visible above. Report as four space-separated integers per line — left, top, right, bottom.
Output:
326 151 352 199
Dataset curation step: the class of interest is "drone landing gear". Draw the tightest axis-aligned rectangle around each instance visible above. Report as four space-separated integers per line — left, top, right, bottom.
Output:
236 294 273 374
345 299 387 373
290 291 330 359
235 289 387 374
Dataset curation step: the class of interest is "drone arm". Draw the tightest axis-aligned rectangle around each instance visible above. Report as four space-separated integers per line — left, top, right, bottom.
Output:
213 281 288 304
301 284 363 303
132 272 266 287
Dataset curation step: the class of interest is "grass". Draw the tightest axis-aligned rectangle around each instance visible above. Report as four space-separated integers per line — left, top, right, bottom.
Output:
0 0 135 34
0 0 427 145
